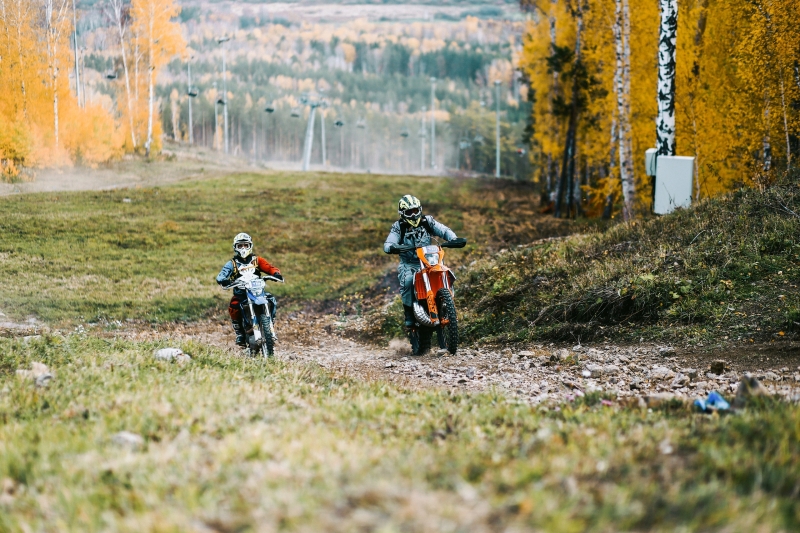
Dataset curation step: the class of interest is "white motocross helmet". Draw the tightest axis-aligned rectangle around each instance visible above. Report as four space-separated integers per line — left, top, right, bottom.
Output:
232 232 253 259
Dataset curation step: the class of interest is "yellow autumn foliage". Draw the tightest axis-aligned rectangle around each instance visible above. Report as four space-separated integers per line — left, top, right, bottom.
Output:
520 0 800 213
0 0 122 177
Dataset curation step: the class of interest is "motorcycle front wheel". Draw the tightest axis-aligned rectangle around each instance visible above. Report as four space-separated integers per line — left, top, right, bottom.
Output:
436 288 459 355
257 315 275 358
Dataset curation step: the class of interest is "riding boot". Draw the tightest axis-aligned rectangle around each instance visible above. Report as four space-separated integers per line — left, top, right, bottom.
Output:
403 305 416 328
231 319 247 347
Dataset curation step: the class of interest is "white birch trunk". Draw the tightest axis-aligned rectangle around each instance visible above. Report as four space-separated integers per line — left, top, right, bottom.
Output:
145 15 154 156
614 0 636 220
622 0 634 176
779 73 790 169
656 0 678 156
14 1 28 118
173 96 180 141
44 0 68 150
763 95 771 171
109 0 137 148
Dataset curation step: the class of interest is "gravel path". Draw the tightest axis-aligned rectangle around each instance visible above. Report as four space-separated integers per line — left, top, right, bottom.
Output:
86 313 800 407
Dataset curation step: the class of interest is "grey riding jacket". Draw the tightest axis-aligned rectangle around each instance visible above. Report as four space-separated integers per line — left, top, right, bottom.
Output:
383 215 457 265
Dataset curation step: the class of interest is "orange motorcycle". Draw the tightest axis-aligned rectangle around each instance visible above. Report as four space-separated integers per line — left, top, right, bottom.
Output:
395 238 467 355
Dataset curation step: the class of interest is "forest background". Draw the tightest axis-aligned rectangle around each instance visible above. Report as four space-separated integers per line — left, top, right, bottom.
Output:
2 0 799 218
1 0 532 178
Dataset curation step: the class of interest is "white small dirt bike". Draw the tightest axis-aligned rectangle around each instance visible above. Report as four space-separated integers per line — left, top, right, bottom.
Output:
225 264 283 358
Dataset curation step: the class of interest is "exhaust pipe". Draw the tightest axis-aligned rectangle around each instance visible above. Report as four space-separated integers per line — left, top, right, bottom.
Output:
413 302 434 326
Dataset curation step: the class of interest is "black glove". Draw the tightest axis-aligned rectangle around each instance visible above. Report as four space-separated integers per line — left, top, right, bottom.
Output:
272 273 284 281
388 244 400 254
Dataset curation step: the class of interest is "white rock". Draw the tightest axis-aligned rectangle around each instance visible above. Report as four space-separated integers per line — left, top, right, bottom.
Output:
518 350 535 358
603 365 620 375
111 431 144 450
650 366 676 380
585 364 604 378
659 439 674 455
154 348 191 363
466 367 476 379
16 362 53 386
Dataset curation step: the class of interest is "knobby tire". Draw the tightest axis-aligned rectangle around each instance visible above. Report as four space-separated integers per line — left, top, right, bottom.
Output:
436 288 458 354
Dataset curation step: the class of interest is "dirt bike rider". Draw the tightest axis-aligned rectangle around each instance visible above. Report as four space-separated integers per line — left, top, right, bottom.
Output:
384 195 457 328
216 232 283 347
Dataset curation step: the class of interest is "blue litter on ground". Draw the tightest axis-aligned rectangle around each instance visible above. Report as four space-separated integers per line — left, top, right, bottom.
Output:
694 391 730 412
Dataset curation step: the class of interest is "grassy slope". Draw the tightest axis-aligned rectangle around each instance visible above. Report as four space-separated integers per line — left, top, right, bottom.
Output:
2 169 799 531
1 334 798 531
0 170 574 325
458 185 800 345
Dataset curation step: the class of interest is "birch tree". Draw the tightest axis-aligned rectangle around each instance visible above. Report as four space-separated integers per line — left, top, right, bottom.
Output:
40 0 70 149
656 0 678 156
613 0 636 220
106 0 137 148
130 0 184 156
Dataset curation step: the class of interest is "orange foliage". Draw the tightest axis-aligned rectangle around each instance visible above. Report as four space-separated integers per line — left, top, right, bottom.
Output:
0 0 121 175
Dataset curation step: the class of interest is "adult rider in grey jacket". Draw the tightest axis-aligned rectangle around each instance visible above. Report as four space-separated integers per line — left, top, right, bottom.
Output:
384 194 457 327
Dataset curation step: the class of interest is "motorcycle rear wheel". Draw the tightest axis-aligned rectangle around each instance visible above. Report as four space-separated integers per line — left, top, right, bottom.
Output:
436 288 459 355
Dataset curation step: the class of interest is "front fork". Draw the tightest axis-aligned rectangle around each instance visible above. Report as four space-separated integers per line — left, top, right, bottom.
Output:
248 298 277 342
422 272 448 349
247 299 263 344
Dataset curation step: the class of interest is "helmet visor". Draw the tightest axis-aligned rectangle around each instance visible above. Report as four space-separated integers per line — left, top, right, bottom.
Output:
402 207 421 218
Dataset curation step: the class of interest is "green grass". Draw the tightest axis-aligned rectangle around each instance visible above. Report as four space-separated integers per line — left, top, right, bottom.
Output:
1 334 798 531
456 185 800 345
1 167 799 531
0 170 577 325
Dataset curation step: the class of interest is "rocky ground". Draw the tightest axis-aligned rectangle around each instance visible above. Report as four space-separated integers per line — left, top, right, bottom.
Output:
51 311 798 409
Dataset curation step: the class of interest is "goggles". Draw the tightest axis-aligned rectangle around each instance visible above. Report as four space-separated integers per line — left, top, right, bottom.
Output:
235 242 251 250
402 207 421 218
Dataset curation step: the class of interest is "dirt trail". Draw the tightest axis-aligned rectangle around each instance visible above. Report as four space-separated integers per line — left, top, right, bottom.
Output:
0 153 248 196
88 313 800 406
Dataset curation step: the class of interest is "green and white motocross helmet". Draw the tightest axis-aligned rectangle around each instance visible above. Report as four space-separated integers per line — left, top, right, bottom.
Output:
398 195 422 227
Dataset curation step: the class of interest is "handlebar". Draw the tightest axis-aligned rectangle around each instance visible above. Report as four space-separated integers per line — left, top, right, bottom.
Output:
390 238 468 253
222 275 284 290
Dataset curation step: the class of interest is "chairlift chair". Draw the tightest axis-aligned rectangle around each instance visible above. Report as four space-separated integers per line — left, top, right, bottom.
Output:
265 103 275 113
290 107 301 118
216 97 226 105
104 70 118 80
400 128 410 138
334 119 345 128
356 118 366 129
187 87 198 98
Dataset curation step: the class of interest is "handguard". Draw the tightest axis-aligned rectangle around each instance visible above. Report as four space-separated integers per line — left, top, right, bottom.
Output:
442 238 467 249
